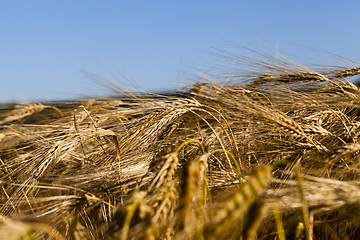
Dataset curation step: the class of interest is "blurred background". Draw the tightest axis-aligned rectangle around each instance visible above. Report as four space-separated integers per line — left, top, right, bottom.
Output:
0 0 359 102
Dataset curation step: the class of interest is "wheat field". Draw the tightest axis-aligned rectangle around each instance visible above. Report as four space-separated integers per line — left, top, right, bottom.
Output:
1 53 360 239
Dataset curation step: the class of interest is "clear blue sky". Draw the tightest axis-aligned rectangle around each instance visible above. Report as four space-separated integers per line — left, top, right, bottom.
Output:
1 1 359 101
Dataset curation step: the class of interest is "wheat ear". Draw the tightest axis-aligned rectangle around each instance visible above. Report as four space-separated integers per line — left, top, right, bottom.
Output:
0 103 63 125
204 165 272 239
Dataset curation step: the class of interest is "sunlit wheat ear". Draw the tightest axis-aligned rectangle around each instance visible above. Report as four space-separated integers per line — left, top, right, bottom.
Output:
254 103 324 151
260 107 306 138
149 153 186 208
148 181 177 238
0 103 45 125
251 72 330 88
301 124 331 136
149 152 179 189
332 67 360 78
0 103 63 125
204 165 272 240
175 153 209 237
303 110 338 127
